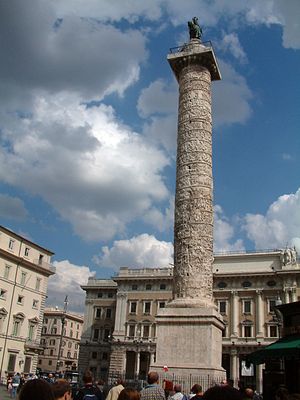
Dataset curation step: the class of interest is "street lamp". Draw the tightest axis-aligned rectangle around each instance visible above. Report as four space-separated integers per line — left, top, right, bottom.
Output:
56 296 68 374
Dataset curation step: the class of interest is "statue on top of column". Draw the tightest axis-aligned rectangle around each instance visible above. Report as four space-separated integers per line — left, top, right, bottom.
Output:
281 246 298 266
188 17 203 41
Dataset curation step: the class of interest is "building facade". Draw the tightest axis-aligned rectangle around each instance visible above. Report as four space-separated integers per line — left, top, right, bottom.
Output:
38 308 83 373
0 225 55 381
78 249 299 391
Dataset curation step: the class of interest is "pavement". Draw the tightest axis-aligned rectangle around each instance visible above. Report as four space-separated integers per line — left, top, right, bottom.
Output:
0 384 14 400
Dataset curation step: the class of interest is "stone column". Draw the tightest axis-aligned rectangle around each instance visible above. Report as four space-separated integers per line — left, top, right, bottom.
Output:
135 350 140 377
231 291 239 337
284 288 290 304
113 291 127 340
256 290 264 337
256 364 263 393
292 287 297 302
230 348 238 387
172 40 215 309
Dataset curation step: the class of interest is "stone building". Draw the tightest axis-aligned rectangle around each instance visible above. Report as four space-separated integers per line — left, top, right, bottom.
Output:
0 225 55 380
38 308 83 373
78 249 299 391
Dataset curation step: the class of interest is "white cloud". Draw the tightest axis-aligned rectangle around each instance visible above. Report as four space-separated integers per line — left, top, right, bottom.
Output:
213 60 253 127
0 194 28 221
94 234 174 270
214 205 245 252
47 260 95 313
0 93 170 241
219 33 248 64
142 196 175 232
243 188 300 251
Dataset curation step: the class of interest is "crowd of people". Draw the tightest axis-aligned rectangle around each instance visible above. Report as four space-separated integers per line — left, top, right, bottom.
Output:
4 369 297 400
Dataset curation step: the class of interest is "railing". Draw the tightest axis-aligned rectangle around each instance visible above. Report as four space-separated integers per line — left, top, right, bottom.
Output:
34 259 56 272
25 338 43 349
169 41 213 54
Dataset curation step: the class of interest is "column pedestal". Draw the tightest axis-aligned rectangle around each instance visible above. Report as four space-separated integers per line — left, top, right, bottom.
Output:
152 306 225 383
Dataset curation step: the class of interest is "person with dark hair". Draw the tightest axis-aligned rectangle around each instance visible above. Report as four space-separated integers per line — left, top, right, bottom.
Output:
243 388 254 400
118 388 140 400
140 371 165 400
203 385 243 400
74 370 104 400
106 378 124 400
191 385 203 400
169 384 184 400
18 379 55 400
52 379 72 400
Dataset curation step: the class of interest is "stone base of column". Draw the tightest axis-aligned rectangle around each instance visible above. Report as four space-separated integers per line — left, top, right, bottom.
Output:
151 306 226 390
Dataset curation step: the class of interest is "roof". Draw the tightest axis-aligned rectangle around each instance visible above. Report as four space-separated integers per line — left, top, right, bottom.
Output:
247 334 300 365
0 225 54 255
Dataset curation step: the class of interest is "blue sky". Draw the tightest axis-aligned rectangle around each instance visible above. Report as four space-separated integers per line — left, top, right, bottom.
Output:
0 1 299 312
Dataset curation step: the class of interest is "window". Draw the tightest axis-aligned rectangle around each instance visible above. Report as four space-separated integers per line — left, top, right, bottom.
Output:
51 327 57 334
28 324 34 340
44 317 48 324
4 265 11 279
143 325 150 338
91 352 97 359
71 322 73 328
17 295 24 305
50 339 55 345
128 325 135 338
243 300 252 314
132 284 138 291
0 289 7 299
243 325 252 338
93 328 99 340
20 272 27 286
35 278 41 291
159 302 165 309
222 326 227 337
102 352 108 360
160 284 166 290
8 239 15 250
76 332 79 339
50 349 54 356
42 327 47 334
106 308 112 319
218 301 227 315
74 352 77 359
143 301 151 314
108 293 113 298
68 342 72 348
75 343 78 349
268 299 276 313
269 325 278 338
130 302 137 314
67 351 71 358
53 318 57 324
12 320 20 336
95 308 101 318
104 329 110 341
146 284 152 290
77 324 79 329
48 360 52 366
24 247 30 257
38 254 44 265
70 330 73 338
97 292 103 298
32 300 39 309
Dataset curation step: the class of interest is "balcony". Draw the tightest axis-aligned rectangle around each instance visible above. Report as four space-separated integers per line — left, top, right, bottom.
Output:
34 259 56 273
25 339 44 353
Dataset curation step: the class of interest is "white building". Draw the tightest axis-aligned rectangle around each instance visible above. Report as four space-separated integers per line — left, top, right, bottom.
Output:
79 248 299 391
38 308 83 373
0 225 55 380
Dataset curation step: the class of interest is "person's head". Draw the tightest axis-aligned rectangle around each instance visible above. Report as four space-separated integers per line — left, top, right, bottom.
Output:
275 387 289 400
147 371 159 385
220 380 228 386
244 388 254 399
174 384 182 393
227 380 234 388
19 379 55 400
83 370 93 385
191 384 203 395
115 378 124 386
203 386 243 400
118 388 140 400
52 379 71 400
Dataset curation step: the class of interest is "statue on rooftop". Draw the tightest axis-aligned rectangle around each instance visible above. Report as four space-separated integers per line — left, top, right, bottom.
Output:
188 17 203 41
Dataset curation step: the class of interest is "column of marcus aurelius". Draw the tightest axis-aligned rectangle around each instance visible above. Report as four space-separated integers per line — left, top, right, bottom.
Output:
152 22 226 385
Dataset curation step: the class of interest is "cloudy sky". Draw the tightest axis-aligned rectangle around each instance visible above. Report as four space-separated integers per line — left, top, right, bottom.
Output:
0 0 299 313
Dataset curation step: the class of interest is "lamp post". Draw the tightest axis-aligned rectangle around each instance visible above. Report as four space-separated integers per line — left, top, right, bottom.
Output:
56 296 68 374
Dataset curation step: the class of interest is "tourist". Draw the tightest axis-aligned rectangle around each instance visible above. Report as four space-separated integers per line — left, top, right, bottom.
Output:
106 379 124 400
52 379 72 400
7 375 13 398
140 371 165 400
169 384 184 400
74 370 103 400
202 385 242 400
243 388 254 400
190 384 204 400
18 379 55 400
11 372 21 398
118 388 140 400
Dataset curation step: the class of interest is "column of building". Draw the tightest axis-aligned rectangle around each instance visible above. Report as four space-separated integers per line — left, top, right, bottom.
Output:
256 290 264 338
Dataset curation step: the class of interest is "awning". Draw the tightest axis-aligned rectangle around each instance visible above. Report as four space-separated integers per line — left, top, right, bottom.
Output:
247 335 300 365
